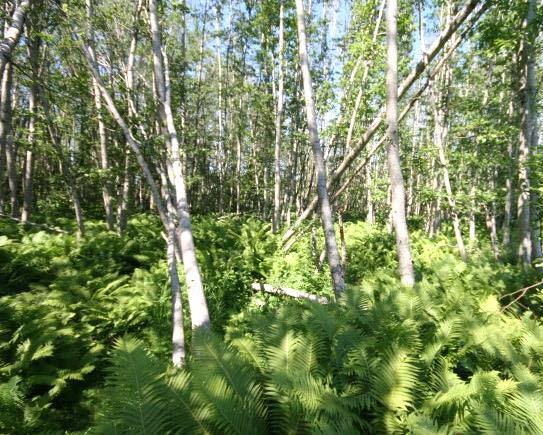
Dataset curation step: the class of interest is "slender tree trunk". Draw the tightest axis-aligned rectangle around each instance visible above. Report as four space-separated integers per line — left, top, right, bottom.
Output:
1 62 18 217
436 122 467 261
159 168 186 367
87 0 114 230
117 149 131 233
295 0 345 296
236 128 242 214
117 0 143 234
215 6 225 212
21 35 39 223
0 62 10 213
345 0 385 152
486 176 500 260
386 0 415 286
38 81 85 236
502 98 515 248
433 53 467 261
74 31 170 232
272 0 285 234
468 183 477 244
517 0 536 266
149 0 211 329
366 161 374 224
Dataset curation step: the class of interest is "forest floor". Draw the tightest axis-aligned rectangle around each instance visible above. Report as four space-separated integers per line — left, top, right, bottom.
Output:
1 214 542 433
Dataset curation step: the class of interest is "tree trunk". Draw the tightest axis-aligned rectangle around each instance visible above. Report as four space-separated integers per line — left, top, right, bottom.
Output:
366 161 374 224
502 97 515 249
87 0 114 231
74 31 170 233
0 0 30 77
295 0 345 296
159 168 186 367
21 34 39 223
436 122 467 261
272 0 285 234
149 0 211 329
433 48 467 261
117 0 143 234
517 0 536 266
1 62 18 217
468 183 476 244
215 6 225 213
0 62 9 213
386 0 415 286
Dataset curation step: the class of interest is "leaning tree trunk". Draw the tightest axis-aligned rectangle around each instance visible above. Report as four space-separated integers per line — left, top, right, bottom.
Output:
295 0 345 296
0 0 31 78
385 0 415 286
282 0 484 246
149 0 211 329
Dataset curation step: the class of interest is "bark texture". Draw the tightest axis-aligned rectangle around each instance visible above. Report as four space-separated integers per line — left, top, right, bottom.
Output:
149 0 211 329
386 0 415 286
295 0 345 296
0 0 31 77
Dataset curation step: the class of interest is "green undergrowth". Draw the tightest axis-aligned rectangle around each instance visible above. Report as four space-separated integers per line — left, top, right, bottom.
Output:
0 215 541 433
96 282 543 434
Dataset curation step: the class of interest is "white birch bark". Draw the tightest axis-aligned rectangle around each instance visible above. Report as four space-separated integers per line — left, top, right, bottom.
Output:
295 0 345 296
386 0 415 287
21 34 39 223
272 0 285 234
73 31 170 233
0 0 30 78
149 0 211 329
1 63 18 217
86 0 114 231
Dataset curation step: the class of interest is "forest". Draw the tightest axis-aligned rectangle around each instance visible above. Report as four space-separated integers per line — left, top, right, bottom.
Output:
0 0 542 433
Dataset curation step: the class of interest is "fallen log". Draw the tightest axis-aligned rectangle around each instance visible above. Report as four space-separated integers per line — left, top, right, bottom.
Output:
251 282 329 304
0 213 68 234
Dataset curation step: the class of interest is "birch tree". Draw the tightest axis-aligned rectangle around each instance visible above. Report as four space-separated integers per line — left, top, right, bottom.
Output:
385 0 415 286
148 0 211 329
295 0 345 296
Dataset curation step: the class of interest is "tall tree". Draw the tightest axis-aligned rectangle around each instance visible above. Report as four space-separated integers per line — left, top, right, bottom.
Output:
295 0 345 296
272 0 285 234
86 0 114 231
385 0 415 286
517 0 537 266
148 0 211 329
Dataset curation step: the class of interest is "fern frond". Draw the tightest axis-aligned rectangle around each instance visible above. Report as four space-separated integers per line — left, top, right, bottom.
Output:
372 346 418 412
191 332 267 435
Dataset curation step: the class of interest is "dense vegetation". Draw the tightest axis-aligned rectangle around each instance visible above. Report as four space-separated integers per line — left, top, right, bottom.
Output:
1 0 542 433
1 216 542 433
